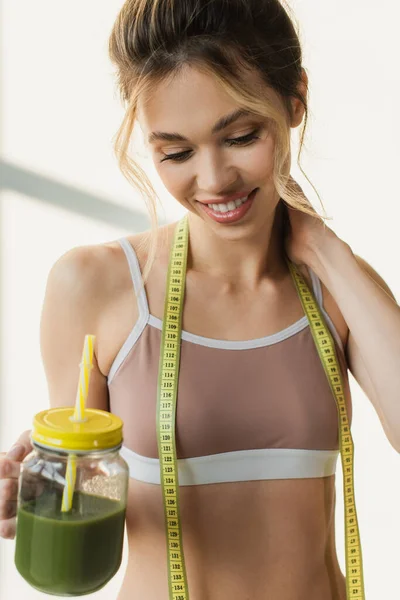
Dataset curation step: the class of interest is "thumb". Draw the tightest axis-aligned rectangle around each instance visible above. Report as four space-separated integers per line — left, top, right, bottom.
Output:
6 430 33 461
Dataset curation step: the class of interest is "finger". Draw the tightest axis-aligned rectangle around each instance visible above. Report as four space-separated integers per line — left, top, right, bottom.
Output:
0 516 16 540
0 473 44 519
0 500 17 520
0 458 23 480
0 479 18 519
5 430 33 462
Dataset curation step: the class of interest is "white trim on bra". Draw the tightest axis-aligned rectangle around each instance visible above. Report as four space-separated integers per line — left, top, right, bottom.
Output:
147 313 311 349
120 445 340 486
107 237 345 383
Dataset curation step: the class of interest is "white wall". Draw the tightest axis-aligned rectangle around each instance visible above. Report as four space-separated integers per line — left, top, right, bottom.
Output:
1 1 399 598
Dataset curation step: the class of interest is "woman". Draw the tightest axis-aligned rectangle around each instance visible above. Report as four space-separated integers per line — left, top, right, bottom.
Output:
1 1 399 599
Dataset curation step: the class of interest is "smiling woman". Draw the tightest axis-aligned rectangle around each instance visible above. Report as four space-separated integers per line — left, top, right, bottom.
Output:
108 0 327 282
2 0 400 599
102 2 357 600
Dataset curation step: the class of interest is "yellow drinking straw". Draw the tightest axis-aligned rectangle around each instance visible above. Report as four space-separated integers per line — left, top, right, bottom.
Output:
61 334 96 512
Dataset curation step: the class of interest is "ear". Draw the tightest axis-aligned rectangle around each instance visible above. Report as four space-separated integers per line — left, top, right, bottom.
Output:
290 68 308 128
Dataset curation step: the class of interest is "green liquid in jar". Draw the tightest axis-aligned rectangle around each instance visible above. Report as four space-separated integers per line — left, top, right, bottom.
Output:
15 488 126 596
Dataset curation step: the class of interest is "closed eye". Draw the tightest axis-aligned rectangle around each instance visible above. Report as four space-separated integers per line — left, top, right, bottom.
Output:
159 128 261 163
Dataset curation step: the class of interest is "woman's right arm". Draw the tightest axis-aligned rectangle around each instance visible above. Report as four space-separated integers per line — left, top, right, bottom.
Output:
0 245 110 539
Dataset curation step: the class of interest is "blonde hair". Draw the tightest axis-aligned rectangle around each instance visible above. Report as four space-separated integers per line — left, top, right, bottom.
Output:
108 0 329 281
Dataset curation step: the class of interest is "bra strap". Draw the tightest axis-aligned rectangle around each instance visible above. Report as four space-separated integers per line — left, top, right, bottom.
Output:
307 265 345 355
307 265 323 305
117 238 150 322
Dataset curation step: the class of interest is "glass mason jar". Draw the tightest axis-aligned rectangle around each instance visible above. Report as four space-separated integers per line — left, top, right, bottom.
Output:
14 407 129 597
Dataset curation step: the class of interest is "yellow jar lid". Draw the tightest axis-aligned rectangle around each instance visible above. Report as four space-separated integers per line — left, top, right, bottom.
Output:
32 408 123 452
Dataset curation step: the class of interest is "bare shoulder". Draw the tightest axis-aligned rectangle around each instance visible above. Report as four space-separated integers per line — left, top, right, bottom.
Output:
44 232 155 376
47 242 127 309
49 228 158 302
40 242 135 410
49 242 117 289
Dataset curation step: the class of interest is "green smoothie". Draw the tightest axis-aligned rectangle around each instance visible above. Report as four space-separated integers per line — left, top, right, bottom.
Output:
15 488 126 596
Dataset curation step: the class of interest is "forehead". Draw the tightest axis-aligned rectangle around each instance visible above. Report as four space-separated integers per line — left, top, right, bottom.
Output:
137 66 262 143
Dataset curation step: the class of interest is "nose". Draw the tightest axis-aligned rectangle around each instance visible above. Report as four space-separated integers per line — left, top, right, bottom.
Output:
195 151 239 196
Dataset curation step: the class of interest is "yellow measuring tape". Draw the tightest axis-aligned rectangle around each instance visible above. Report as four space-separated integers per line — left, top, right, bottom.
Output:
156 214 366 600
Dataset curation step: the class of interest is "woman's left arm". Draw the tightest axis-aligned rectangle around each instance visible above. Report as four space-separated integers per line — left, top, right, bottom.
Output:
307 236 400 454
283 189 400 453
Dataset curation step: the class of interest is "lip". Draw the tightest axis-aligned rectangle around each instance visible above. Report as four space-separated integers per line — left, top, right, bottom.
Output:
198 188 258 224
197 189 254 205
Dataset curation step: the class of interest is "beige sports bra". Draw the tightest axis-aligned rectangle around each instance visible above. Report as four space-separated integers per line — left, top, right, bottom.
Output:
108 237 352 486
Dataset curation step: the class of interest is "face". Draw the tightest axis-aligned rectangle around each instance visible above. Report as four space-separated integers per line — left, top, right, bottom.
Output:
137 65 304 240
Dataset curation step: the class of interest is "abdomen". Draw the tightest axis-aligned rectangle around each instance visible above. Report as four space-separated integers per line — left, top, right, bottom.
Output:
119 475 346 600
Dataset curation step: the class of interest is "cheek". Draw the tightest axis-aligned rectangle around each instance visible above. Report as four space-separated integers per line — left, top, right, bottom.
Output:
247 136 276 181
154 165 191 207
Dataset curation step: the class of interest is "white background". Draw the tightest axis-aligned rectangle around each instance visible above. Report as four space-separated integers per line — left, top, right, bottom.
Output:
1 1 399 598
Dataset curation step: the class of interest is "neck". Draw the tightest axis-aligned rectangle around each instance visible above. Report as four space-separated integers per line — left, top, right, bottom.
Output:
186 200 288 289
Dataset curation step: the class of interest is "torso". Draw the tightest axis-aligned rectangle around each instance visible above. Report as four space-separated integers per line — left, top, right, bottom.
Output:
95 222 349 600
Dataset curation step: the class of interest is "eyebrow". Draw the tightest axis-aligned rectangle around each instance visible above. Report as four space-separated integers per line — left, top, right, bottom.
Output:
148 108 251 144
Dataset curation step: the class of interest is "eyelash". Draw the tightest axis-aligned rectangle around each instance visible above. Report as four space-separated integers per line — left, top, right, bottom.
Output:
160 128 261 163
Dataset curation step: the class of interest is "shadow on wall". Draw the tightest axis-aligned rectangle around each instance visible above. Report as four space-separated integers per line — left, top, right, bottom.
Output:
0 159 152 230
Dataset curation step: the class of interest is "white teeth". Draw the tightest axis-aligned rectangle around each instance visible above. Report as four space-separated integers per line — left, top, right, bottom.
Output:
208 194 249 212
